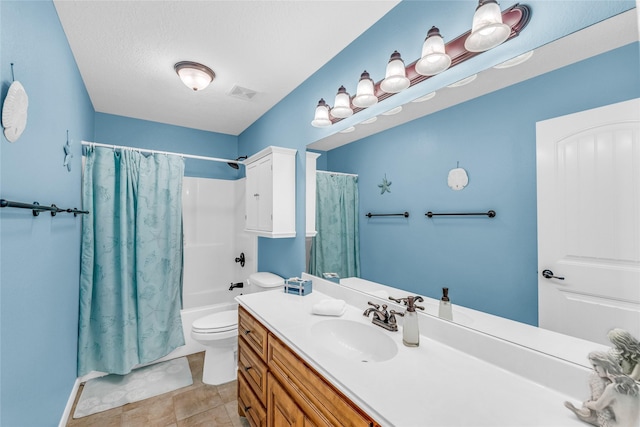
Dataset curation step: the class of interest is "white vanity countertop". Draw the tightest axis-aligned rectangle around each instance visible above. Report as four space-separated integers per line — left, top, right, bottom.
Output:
237 287 590 427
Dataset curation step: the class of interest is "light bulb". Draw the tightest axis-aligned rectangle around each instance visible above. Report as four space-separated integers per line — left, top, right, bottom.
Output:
311 99 331 127
380 51 410 93
331 86 353 119
464 0 510 52
353 71 378 108
415 27 451 76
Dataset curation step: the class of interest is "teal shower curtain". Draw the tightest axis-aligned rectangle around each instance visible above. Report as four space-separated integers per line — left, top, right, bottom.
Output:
78 146 185 376
310 172 360 278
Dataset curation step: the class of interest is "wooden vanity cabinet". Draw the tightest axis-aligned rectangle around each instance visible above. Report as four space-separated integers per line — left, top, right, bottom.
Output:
238 306 379 427
238 307 269 427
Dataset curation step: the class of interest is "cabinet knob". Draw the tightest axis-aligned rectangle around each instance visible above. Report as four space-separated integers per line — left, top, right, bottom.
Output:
244 405 252 412
244 365 253 372
244 329 251 335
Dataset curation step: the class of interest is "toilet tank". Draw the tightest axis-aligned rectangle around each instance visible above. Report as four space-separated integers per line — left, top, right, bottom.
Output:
247 272 285 292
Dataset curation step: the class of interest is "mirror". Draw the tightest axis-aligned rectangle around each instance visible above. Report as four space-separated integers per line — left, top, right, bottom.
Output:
306 9 640 354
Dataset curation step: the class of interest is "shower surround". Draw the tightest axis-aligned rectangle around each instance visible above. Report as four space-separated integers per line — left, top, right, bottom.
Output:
160 176 257 361
182 176 256 309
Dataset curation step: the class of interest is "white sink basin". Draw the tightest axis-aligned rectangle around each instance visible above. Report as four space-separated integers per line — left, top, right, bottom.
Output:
310 319 398 363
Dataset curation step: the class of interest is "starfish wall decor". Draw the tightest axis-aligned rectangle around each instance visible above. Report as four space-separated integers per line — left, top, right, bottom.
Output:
378 174 392 194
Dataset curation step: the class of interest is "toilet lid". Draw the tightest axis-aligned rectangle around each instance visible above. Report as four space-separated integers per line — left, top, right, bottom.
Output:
249 272 285 288
192 310 237 333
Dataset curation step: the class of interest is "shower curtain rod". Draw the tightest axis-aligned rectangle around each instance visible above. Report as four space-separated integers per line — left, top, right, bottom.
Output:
81 141 242 165
317 170 358 177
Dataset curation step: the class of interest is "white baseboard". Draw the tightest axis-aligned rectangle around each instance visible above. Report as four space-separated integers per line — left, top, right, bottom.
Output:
58 377 81 427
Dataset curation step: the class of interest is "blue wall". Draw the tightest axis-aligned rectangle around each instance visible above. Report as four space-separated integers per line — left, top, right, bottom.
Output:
0 1 94 425
323 42 640 325
95 113 240 179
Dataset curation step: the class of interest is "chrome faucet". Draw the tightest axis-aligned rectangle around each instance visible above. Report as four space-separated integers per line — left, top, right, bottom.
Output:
363 301 398 332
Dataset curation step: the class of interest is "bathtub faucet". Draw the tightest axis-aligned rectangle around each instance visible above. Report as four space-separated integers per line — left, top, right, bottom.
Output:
229 282 244 291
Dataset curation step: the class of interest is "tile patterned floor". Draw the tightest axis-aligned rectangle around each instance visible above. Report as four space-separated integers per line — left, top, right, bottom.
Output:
67 352 250 427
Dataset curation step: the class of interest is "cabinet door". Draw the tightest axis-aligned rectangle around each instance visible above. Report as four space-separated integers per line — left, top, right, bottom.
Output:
267 373 305 427
245 161 261 230
256 156 273 232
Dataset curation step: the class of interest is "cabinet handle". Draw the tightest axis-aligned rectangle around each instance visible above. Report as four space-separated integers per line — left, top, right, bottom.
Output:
244 365 253 372
244 405 252 412
244 329 251 335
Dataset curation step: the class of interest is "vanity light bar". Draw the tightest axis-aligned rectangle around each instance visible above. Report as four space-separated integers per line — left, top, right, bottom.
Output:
327 3 530 125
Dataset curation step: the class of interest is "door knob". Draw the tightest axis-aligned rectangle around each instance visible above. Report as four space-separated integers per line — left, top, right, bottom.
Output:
542 269 564 280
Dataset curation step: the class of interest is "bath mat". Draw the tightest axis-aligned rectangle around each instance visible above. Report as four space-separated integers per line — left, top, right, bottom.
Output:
73 357 193 418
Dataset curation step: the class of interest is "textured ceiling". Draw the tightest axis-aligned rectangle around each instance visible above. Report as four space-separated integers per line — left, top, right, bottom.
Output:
53 1 400 136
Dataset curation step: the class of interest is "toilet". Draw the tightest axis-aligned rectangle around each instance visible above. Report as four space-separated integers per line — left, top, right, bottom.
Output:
191 272 284 385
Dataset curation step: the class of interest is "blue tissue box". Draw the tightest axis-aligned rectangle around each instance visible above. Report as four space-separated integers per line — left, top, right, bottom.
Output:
284 278 312 296
322 272 340 283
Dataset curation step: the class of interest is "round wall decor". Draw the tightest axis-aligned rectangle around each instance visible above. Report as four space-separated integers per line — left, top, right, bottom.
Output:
447 167 468 190
2 81 29 143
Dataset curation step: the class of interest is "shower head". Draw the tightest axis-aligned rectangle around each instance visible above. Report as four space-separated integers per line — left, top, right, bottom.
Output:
227 156 247 169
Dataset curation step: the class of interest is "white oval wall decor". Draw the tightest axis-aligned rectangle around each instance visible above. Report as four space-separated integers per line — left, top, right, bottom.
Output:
2 81 29 143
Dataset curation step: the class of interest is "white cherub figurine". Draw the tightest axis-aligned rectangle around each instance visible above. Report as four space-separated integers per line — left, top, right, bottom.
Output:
565 351 640 427
608 328 640 382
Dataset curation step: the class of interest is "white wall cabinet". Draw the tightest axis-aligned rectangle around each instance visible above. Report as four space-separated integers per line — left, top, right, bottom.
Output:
245 146 297 238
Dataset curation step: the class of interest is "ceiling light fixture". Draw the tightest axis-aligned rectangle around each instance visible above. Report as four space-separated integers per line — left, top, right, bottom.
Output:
380 51 410 93
353 71 378 108
331 86 354 118
464 0 511 52
415 27 452 76
311 98 332 128
174 61 215 91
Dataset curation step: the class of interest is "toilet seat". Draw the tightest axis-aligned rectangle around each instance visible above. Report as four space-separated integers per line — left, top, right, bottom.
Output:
192 310 237 334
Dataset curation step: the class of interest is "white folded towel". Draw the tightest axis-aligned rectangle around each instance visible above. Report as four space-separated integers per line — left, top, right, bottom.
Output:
311 299 346 316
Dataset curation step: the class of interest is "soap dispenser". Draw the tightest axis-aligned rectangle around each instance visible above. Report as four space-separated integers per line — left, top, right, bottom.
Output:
389 295 425 347
438 287 453 321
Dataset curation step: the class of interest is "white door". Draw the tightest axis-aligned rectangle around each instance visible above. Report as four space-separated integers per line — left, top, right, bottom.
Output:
537 98 640 345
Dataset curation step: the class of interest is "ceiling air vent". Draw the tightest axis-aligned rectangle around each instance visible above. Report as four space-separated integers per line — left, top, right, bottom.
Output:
227 85 258 101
